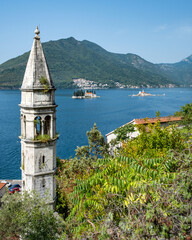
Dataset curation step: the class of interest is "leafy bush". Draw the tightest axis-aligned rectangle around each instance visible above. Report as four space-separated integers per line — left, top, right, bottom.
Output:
35 134 51 142
61 147 191 239
113 123 135 142
0 191 64 240
175 102 192 127
121 119 186 158
57 105 192 239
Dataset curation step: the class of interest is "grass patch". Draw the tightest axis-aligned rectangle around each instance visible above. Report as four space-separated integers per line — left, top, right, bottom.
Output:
40 76 49 93
35 134 50 142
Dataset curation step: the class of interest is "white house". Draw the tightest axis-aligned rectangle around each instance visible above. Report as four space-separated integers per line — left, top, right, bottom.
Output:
106 116 182 145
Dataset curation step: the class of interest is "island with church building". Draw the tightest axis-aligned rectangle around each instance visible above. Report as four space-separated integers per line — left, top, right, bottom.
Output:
72 89 100 99
130 89 165 97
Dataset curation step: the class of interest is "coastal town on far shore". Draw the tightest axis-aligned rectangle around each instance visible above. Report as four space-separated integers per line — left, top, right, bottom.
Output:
73 78 176 89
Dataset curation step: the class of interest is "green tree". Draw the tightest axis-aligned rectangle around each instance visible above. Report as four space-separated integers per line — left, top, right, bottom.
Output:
0 191 64 240
175 102 192 127
65 135 192 239
56 124 109 219
74 123 108 160
87 123 109 158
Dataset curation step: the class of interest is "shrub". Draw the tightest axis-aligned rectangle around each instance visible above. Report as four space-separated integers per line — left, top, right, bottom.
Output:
35 134 51 142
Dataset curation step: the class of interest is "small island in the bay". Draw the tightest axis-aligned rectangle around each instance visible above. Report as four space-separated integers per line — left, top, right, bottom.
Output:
134 90 152 96
72 90 100 99
130 90 165 97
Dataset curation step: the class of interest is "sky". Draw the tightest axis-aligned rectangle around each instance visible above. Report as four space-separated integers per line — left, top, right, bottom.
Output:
0 0 192 64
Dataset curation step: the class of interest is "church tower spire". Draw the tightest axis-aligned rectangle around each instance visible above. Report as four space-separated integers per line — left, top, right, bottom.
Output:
21 26 54 90
20 27 57 208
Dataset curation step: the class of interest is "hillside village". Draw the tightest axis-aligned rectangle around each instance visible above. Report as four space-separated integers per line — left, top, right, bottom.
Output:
73 78 109 89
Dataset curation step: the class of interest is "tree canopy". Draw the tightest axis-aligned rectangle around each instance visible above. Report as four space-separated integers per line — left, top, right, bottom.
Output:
0 191 64 240
56 104 192 239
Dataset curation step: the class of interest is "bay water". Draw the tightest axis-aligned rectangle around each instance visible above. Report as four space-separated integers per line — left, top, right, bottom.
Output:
0 88 191 179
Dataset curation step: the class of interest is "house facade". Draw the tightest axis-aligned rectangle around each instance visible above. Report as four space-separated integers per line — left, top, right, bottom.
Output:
106 116 182 144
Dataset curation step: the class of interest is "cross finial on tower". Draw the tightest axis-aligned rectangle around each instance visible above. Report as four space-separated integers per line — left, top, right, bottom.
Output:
34 26 40 39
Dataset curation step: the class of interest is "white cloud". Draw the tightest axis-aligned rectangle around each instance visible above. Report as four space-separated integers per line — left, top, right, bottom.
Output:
177 26 192 34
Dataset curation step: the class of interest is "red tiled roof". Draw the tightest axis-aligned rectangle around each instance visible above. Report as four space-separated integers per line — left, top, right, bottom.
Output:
134 116 182 125
0 183 6 190
106 116 182 137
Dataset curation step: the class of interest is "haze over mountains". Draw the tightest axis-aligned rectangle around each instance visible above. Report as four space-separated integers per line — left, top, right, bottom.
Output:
0 37 191 88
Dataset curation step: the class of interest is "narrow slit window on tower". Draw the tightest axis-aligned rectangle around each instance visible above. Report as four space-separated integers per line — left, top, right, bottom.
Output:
24 115 26 138
42 178 45 188
39 158 41 169
42 155 45 164
21 114 23 136
39 156 45 170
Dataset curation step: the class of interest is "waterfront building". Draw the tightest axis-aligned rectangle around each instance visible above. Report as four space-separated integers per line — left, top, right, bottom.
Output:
106 116 182 153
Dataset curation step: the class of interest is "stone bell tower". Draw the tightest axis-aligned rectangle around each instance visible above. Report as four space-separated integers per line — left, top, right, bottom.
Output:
20 27 57 208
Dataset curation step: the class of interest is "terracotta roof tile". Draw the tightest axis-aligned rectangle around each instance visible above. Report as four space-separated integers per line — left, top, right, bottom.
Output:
0 183 6 190
134 116 182 125
106 116 182 137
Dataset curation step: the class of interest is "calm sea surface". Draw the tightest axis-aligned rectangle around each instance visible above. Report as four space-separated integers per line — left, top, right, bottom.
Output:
0 88 191 179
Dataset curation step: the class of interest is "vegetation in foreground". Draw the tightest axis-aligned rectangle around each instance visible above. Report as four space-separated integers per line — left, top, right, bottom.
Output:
0 103 191 239
0 191 64 240
56 103 192 239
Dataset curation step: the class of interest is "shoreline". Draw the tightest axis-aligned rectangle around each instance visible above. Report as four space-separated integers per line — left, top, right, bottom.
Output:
72 96 100 99
0 86 191 90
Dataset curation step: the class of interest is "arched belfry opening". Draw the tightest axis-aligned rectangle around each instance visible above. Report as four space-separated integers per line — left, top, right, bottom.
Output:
44 115 51 135
34 116 42 137
39 155 46 170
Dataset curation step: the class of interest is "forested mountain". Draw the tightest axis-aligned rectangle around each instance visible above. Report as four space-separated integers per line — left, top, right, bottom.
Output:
0 37 191 88
158 55 192 85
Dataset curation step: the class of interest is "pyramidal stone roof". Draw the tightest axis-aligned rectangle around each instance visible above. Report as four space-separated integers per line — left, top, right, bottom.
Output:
21 27 54 90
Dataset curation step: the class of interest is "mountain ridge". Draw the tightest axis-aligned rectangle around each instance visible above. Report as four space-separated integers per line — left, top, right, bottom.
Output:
0 37 191 88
